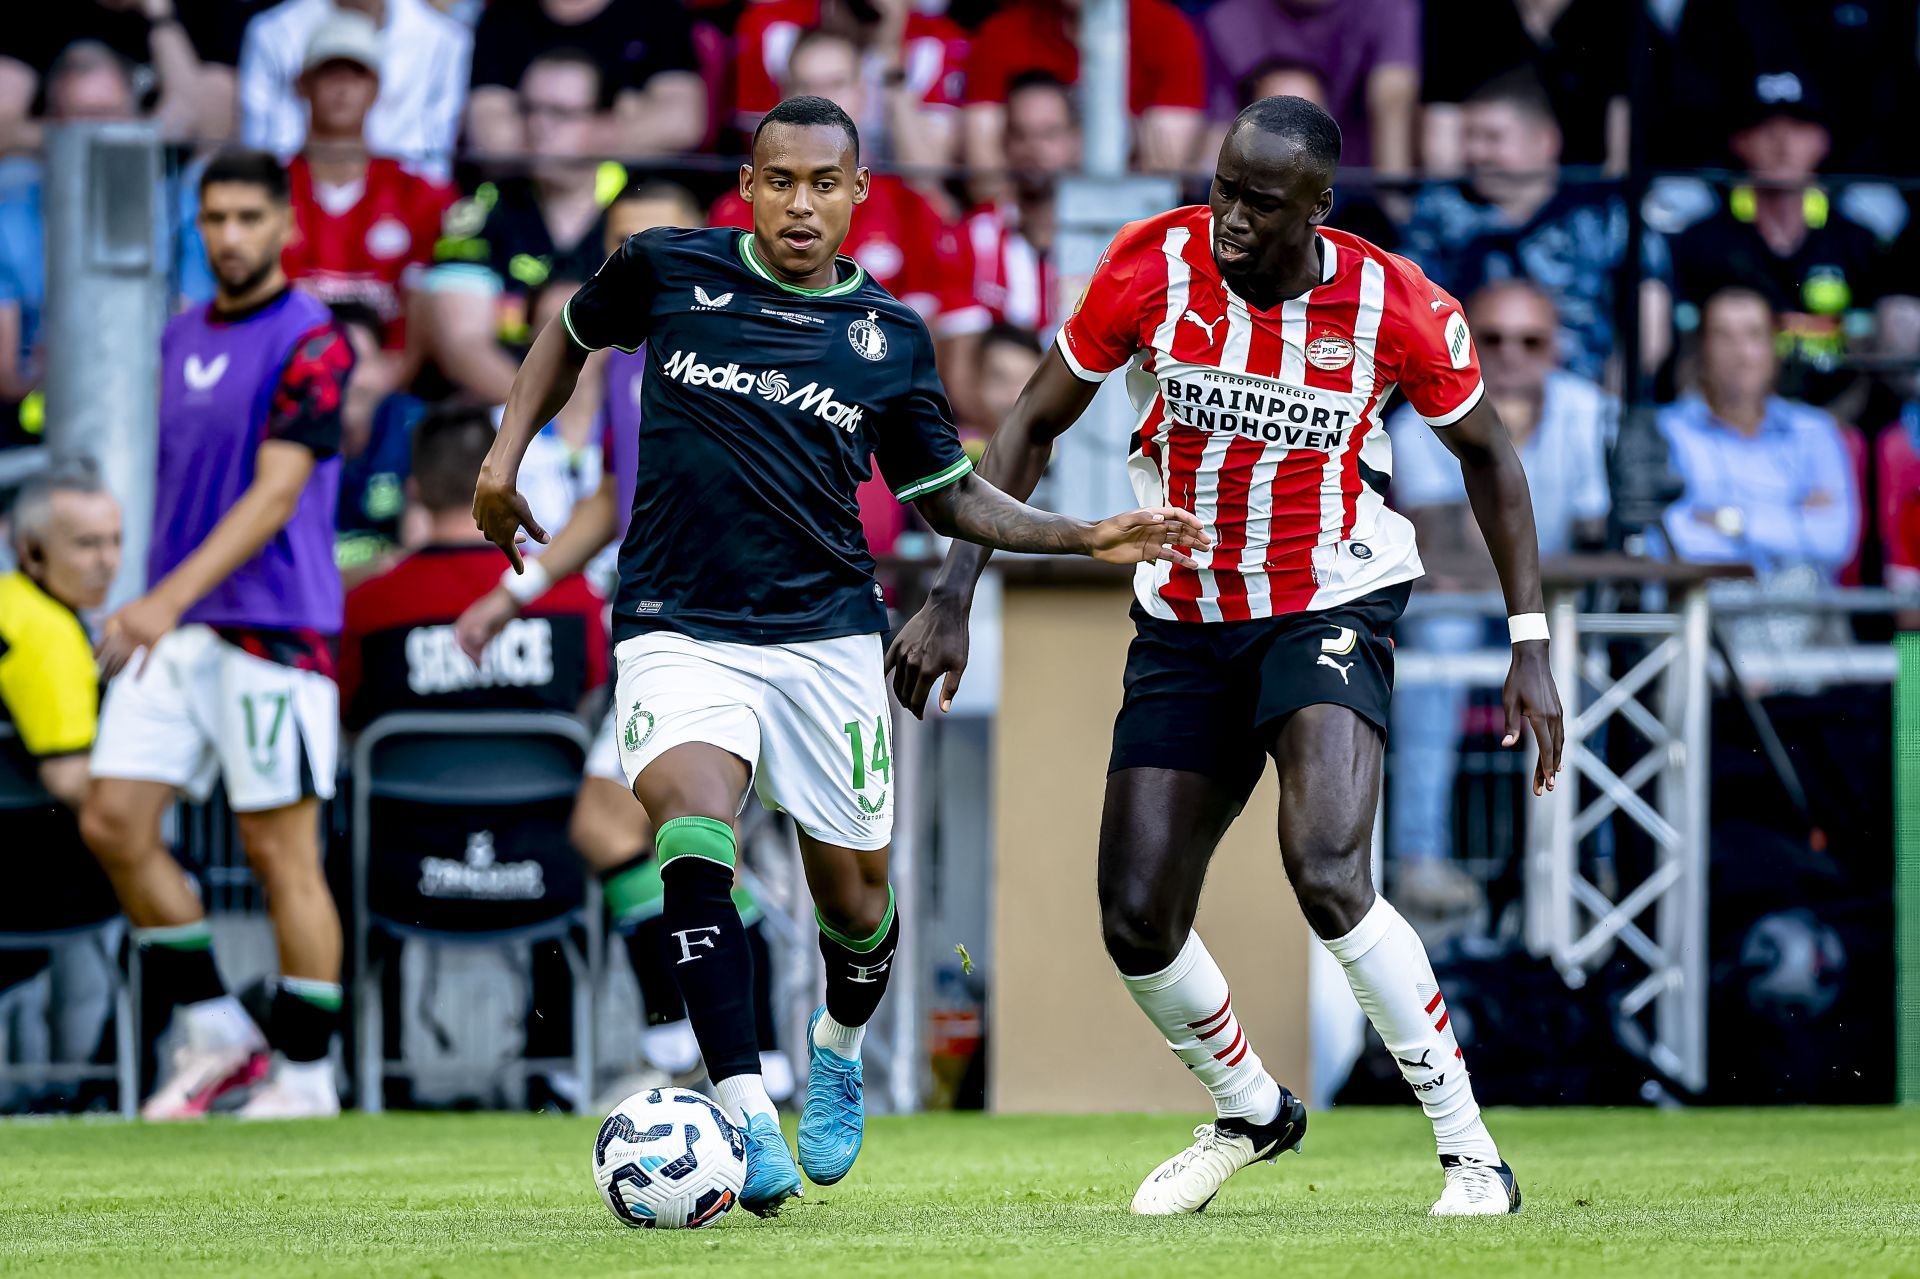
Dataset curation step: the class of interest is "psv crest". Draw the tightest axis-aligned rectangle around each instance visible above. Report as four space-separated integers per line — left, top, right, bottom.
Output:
848 310 888 361
1304 329 1354 371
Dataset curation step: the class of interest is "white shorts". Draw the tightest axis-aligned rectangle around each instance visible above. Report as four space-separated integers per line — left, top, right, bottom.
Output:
92 625 340 812
585 704 625 784
612 630 893 850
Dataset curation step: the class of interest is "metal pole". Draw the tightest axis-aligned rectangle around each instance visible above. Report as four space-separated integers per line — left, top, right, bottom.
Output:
1672 583 1712 1093
1080 0 1130 177
41 122 165 610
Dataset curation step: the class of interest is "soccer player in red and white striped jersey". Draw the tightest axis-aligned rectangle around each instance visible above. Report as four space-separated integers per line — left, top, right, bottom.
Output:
890 96 1565 1218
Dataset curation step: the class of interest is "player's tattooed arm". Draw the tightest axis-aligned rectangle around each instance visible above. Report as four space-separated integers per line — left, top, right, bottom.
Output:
473 316 591 571
915 471 1207 565
1432 397 1564 795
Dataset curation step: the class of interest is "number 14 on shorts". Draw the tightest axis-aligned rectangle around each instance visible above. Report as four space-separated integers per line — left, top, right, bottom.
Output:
840 717 892 792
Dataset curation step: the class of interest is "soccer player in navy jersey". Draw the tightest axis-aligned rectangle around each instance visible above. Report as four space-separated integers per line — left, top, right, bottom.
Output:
472 96 1206 1215
890 96 1565 1216
82 151 355 1121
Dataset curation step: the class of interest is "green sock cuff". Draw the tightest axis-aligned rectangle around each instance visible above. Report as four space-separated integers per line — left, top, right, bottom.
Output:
656 816 737 871
604 858 666 926
817 885 895 953
280 978 343 1012
731 883 763 927
134 921 213 952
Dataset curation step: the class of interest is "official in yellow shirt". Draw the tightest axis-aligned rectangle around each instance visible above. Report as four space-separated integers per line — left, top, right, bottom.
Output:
0 463 121 807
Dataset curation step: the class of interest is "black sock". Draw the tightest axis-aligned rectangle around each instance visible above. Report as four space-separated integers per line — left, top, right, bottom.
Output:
136 927 227 1015
659 818 759 1083
817 886 898 1029
628 918 689 1025
269 979 341 1063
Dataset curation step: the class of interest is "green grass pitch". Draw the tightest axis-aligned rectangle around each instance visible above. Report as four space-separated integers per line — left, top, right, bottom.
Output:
2 1108 1916 1277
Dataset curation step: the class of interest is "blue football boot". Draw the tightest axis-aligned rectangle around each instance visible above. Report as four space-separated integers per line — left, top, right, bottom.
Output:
739 1112 802 1217
797 1005 865 1186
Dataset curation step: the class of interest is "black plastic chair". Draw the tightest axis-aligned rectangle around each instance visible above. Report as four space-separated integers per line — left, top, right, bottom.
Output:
0 726 135 1116
350 711 600 1113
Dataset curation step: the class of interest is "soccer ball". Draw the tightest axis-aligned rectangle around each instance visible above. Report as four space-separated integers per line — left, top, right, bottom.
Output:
592 1088 747 1229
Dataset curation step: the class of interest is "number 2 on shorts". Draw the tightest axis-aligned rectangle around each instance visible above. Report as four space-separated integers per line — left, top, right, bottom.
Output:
840 717 892 791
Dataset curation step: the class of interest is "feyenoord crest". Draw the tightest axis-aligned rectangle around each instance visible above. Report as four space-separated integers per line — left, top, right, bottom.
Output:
623 704 656 752
848 310 888 361
1304 330 1354 371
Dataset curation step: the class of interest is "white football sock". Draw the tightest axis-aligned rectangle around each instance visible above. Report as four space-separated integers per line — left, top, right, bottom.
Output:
715 1073 777 1126
180 995 263 1053
1319 895 1498 1162
1119 931 1284 1123
811 1010 865 1060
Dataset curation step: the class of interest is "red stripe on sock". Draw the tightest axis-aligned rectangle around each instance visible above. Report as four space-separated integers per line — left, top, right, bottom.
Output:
1425 991 1444 1014
1224 1038 1251 1068
1213 1025 1246 1062
1188 994 1233 1031
1195 1012 1237 1041
1434 1010 1450 1033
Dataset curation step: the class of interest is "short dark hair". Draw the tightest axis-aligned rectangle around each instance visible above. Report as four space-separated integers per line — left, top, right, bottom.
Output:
754 94 860 165
1007 70 1078 124
523 47 604 103
977 321 1042 366
199 149 289 202
1232 94 1342 178
327 300 383 340
1465 69 1556 126
410 405 497 516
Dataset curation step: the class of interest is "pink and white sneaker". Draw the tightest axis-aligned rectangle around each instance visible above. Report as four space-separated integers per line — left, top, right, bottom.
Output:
236 1059 341 1120
141 1044 270 1121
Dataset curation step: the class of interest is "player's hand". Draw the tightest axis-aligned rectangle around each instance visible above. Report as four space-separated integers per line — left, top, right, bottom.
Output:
1503 639 1564 796
96 592 181 680
885 591 973 718
472 469 548 572
1086 506 1212 569
454 587 521 665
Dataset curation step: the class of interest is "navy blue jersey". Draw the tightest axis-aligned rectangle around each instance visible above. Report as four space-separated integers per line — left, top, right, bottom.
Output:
562 226 972 645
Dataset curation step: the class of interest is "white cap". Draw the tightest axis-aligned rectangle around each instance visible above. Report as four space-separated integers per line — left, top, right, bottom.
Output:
302 9 383 76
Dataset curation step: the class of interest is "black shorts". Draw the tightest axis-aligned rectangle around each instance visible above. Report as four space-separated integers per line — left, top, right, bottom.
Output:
1108 582 1410 803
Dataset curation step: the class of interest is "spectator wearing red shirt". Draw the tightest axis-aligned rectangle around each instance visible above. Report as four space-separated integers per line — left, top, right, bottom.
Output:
709 30 971 326
339 405 607 731
281 11 453 355
733 0 966 169
962 0 1204 175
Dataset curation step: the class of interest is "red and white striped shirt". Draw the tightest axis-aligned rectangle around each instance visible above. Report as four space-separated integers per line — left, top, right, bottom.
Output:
940 202 1058 339
1058 206 1484 623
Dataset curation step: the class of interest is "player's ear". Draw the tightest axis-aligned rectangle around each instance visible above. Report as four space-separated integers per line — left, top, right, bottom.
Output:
737 163 754 203
1308 186 1333 227
852 166 870 205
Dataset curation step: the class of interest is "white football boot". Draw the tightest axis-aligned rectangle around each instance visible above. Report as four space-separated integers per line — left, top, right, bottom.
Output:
1429 1155 1522 1216
236 1058 341 1120
1130 1091 1307 1215
141 1004 270 1121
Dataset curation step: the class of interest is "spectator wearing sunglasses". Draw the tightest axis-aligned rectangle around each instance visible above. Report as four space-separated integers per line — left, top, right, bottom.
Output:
1382 279 1613 922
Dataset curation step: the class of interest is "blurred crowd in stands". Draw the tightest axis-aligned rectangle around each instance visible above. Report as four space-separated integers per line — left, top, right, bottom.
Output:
4 0 1920 1099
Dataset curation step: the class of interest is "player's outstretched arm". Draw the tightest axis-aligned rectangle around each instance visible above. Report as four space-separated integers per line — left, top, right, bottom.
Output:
916 471 1207 566
473 317 590 572
887 351 1104 716
1433 397 1564 795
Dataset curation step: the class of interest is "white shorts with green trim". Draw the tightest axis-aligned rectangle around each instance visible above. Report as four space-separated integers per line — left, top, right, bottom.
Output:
91 624 338 812
612 629 894 851
585 704 625 784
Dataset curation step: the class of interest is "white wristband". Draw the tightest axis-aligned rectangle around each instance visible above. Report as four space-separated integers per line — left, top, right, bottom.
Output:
1508 612 1549 644
500 560 551 605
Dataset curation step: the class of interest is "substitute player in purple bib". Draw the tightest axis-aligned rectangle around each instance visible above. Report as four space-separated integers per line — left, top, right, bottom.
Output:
472 95 1209 1216
889 97 1565 1216
82 152 354 1120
